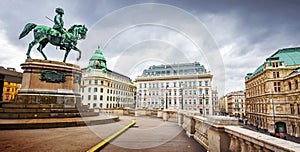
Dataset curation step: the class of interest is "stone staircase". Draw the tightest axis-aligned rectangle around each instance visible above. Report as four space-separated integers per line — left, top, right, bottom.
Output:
0 103 98 119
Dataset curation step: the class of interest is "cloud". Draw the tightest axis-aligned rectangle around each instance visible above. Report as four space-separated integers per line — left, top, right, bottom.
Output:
198 10 300 94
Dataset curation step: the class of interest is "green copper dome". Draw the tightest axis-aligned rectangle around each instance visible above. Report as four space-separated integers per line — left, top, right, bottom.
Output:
87 46 107 73
90 49 106 61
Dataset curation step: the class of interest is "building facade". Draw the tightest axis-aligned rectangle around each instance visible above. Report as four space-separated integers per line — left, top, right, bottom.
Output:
212 90 219 115
0 67 22 102
217 96 228 115
226 91 245 118
245 47 300 137
136 62 213 114
81 48 135 109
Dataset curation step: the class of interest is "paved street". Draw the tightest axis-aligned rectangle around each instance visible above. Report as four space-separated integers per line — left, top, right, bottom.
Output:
0 116 206 152
239 122 300 144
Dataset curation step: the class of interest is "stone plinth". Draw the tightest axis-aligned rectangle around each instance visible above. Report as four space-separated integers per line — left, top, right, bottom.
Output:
0 59 99 119
16 59 82 104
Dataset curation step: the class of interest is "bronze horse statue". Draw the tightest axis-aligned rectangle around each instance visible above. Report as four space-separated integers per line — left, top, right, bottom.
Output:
19 23 88 62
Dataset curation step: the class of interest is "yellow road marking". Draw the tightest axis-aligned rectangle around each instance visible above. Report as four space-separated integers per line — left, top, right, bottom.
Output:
87 119 136 152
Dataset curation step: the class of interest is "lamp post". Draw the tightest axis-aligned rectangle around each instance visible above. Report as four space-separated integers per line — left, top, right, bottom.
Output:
165 84 169 109
272 97 276 134
202 93 205 116
179 82 184 110
269 89 276 135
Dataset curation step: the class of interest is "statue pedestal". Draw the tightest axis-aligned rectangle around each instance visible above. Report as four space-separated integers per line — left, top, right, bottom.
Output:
16 59 82 104
0 59 98 119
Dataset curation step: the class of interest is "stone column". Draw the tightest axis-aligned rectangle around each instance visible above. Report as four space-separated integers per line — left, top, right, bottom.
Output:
229 135 241 152
178 113 183 126
295 123 300 137
254 145 262 152
240 139 248 152
262 148 271 152
246 141 256 152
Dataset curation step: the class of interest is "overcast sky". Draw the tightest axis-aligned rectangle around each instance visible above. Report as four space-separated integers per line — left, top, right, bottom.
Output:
0 0 299 96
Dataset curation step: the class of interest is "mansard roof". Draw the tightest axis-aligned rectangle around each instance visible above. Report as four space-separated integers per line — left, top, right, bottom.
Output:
246 47 300 79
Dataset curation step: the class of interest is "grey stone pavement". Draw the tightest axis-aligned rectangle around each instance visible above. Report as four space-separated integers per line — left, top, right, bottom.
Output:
0 115 206 152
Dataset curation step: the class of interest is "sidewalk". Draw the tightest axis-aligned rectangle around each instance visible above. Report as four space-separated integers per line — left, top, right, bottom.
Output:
239 122 300 144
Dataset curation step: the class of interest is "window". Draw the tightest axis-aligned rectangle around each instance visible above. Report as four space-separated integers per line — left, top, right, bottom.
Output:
273 72 280 78
173 82 176 87
199 89 203 95
205 81 208 86
100 88 103 93
205 89 209 95
94 95 97 100
95 80 98 85
88 88 91 92
100 95 103 100
272 62 279 67
144 83 147 88
199 81 202 86
89 80 92 84
94 88 97 92
93 103 97 108
101 81 104 85
193 81 196 86
274 82 281 92
295 80 298 90
288 82 292 90
107 89 109 93
291 104 294 115
88 95 91 100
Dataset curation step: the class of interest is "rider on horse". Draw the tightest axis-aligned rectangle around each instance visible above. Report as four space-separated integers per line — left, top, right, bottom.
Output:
53 8 71 49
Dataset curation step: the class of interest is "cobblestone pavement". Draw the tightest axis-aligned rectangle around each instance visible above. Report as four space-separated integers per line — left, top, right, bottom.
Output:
0 116 206 152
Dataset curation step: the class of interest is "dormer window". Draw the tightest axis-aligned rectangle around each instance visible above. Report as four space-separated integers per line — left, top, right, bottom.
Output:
272 62 279 67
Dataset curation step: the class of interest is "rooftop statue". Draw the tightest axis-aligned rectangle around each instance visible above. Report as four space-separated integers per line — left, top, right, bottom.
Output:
19 8 88 62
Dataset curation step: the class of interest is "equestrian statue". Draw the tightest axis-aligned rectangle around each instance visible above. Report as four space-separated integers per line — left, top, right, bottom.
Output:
19 8 88 62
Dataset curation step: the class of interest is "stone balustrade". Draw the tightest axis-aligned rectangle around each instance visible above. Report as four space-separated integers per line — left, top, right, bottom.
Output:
225 126 300 152
162 110 300 152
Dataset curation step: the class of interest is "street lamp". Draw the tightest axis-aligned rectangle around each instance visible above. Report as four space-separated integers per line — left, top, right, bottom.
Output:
272 97 276 134
269 89 276 135
200 93 205 116
179 82 184 110
165 84 169 109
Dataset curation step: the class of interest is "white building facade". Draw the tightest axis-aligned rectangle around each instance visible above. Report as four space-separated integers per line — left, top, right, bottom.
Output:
136 62 213 114
81 48 135 109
